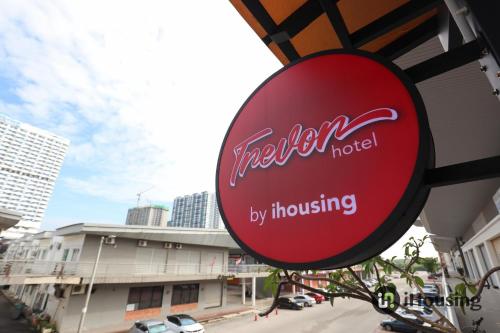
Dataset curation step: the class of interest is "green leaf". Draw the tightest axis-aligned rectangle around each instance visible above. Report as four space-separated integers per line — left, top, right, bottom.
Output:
263 268 281 294
455 283 466 296
414 276 424 288
466 284 477 295
326 284 337 292
387 283 396 290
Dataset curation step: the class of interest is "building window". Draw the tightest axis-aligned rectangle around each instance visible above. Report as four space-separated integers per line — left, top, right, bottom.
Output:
478 244 497 287
468 250 481 278
171 284 199 305
70 249 80 261
62 249 70 261
126 286 164 311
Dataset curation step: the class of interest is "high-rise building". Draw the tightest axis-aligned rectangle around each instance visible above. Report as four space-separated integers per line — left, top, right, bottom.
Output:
0 115 69 239
126 205 169 227
169 191 224 229
207 193 223 229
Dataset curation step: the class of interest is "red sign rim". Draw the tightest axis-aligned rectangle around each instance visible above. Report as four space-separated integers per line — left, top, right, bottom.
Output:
216 49 434 269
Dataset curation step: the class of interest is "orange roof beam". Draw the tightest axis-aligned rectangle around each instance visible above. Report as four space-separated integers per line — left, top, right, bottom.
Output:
231 0 445 65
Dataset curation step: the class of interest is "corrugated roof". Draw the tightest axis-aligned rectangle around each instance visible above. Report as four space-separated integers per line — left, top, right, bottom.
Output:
230 0 443 64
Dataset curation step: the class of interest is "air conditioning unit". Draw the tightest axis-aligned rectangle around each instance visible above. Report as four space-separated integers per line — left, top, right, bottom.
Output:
104 237 116 245
71 285 86 295
164 242 173 249
175 243 182 249
137 240 148 247
54 285 66 299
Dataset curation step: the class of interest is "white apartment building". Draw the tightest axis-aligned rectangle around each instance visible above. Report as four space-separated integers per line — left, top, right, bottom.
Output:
170 192 224 229
0 223 269 333
126 205 169 228
0 115 69 239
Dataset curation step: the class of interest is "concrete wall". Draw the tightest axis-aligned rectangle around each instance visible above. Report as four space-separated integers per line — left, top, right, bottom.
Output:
58 279 227 333
463 198 499 243
78 235 227 277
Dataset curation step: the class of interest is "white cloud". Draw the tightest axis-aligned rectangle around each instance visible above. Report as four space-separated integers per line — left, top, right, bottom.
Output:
382 226 437 259
0 0 281 203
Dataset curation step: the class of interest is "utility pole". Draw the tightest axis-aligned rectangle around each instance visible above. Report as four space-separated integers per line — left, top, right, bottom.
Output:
77 235 115 333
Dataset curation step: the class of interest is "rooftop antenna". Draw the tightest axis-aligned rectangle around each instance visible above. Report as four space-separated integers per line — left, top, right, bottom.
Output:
136 186 154 207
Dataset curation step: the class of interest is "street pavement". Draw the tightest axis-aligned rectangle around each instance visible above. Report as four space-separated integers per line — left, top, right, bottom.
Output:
204 277 420 333
0 293 34 333
205 294 387 333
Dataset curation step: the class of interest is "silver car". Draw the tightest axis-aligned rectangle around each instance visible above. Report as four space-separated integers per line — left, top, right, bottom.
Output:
129 320 172 333
165 314 205 333
293 294 315 307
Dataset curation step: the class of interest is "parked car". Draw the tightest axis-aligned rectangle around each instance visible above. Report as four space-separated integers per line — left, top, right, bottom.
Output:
306 292 325 304
165 314 204 333
293 294 315 307
129 320 172 333
396 306 438 321
427 272 442 280
380 318 424 332
423 284 439 294
317 288 330 300
412 284 440 300
277 297 304 310
363 280 374 287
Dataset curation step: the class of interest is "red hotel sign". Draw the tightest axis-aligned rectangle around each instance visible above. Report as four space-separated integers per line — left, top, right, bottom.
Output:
217 50 434 269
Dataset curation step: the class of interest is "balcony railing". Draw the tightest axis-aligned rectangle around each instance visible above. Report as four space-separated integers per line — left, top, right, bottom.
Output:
0 260 271 279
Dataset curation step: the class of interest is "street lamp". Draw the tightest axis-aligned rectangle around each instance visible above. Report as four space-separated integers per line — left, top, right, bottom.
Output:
77 235 115 333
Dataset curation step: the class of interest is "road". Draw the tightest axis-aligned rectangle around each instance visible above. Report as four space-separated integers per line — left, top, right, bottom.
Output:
0 293 33 333
205 295 386 333
205 277 418 333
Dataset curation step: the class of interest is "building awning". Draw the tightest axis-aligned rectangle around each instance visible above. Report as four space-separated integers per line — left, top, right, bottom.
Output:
56 223 239 249
0 208 22 232
230 0 442 65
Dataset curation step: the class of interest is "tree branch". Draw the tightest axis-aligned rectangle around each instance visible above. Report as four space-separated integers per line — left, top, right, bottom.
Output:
373 262 382 285
471 266 500 301
376 257 455 330
385 306 451 333
347 267 373 297
289 271 369 299
258 280 288 317
284 270 371 302
288 270 448 332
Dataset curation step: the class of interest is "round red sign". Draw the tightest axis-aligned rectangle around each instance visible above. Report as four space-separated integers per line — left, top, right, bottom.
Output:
217 50 433 269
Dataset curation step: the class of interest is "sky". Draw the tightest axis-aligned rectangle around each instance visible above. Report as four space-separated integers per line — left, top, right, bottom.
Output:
0 1 436 258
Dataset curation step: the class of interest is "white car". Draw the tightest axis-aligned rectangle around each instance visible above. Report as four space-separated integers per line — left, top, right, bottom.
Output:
363 280 375 287
423 284 439 293
165 314 204 333
396 306 438 321
129 320 172 333
293 294 315 307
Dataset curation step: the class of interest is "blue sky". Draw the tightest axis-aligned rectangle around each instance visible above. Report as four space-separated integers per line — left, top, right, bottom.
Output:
0 1 435 258
0 0 281 230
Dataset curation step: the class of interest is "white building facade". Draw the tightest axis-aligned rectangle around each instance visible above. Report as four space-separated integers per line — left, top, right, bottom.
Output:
0 223 269 333
170 192 224 229
126 205 169 228
0 115 69 239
